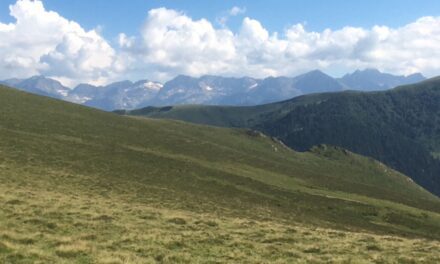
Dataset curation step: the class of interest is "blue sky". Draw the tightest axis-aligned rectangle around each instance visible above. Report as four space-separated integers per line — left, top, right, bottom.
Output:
1 0 440 86
2 0 440 43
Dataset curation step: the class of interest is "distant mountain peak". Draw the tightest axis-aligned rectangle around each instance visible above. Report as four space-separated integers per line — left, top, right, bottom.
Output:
28 75 47 80
0 75 69 99
74 83 100 89
298 69 332 79
362 68 381 73
107 80 133 87
173 74 195 81
306 69 326 75
339 69 426 91
26 75 62 84
407 72 424 77
406 72 425 80
291 70 344 94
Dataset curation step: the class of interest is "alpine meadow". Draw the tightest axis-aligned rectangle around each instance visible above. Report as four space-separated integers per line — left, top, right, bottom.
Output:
2 0 440 263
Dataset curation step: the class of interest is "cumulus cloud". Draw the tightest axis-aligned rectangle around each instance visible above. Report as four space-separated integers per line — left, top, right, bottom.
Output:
1 1 440 86
0 0 118 86
120 8 440 81
119 8 238 81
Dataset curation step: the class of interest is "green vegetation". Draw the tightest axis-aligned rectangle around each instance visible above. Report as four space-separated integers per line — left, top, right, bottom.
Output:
2 85 440 262
123 77 440 196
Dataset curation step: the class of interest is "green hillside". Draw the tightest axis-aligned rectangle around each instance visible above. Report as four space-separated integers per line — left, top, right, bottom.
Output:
123 77 440 197
2 84 440 262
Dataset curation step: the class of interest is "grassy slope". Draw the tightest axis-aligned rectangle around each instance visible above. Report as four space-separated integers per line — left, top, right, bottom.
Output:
124 78 440 197
1 85 440 262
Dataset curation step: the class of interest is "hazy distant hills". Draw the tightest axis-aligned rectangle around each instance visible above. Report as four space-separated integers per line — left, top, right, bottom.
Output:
338 68 426 91
1 69 425 110
0 75 70 99
155 70 346 106
122 77 440 197
0 76 163 111
81 80 162 111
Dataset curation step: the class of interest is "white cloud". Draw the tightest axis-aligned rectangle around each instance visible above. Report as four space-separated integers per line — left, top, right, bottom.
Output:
217 6 246 27
229 6 246 16
1 1 440 86
0 0 118 86
120 8 440 81
120 8 237 81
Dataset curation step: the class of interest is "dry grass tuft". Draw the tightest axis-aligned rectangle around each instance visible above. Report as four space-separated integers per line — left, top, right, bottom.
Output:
55 240 91 258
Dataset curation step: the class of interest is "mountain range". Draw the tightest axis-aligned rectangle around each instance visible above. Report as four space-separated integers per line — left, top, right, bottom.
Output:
121 77 440 197
0 68 425 111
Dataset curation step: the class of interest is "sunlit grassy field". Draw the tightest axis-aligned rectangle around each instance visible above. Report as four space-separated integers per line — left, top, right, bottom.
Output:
1 85 440 262
2 168 440 263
